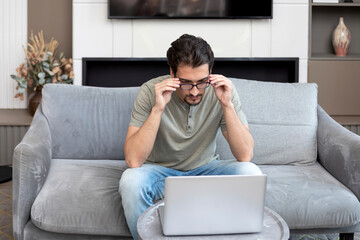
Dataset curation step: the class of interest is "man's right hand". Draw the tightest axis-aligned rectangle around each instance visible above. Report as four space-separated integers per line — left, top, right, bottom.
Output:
154 78 180 112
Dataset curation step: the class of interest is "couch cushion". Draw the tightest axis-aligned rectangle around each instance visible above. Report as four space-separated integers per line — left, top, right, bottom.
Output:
216 79 318 165
31 159 131 236
259 163 360 229
24 221 133 240
42 84 139 159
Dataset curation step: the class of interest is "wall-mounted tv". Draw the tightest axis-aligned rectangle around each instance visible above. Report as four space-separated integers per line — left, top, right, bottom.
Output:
108 0 273 19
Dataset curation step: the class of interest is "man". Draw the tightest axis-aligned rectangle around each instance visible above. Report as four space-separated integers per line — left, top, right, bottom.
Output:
119 34 262 239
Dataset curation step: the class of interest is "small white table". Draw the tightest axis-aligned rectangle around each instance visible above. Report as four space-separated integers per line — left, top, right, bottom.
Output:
137 200 289 240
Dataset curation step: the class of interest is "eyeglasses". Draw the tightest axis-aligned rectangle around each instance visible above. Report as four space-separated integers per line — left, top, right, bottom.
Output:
178 76 210 90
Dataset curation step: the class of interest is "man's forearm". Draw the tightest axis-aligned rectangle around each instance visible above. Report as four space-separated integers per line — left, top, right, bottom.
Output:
124 107 163 167
222 103 254 162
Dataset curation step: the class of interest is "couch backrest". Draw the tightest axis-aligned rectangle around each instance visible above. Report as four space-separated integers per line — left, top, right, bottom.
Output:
42 84 139 160
215 78 318 165
43 79 318 165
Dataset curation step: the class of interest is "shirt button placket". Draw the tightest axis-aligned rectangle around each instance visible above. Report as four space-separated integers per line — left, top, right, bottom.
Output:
187 107 194 132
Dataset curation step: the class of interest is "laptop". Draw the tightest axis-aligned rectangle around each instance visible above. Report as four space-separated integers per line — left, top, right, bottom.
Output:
158 174 267 236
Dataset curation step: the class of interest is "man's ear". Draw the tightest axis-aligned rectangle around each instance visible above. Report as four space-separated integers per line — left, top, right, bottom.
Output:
170 68 175 78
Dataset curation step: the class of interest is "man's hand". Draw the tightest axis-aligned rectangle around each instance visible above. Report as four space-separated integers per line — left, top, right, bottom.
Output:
154 78 180 112
209 75 233 107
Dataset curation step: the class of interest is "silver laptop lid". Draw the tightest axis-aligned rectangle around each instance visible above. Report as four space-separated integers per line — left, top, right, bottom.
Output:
161 174 267 236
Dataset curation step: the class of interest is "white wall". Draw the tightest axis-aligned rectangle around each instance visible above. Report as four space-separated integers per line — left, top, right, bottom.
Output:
0 0 309 108
73 0 309 85
0 0 27 109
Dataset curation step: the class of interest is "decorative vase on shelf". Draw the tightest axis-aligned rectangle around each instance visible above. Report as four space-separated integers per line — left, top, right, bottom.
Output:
332 17 351 57
28 90 42 116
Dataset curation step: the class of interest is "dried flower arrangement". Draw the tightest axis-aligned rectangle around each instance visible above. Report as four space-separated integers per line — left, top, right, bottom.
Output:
11 31 74 100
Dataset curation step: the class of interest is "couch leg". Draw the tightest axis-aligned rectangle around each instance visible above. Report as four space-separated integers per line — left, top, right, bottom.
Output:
339 233 354 240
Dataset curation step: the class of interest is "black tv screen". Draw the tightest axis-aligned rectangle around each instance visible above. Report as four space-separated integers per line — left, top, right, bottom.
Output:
108 0 273 19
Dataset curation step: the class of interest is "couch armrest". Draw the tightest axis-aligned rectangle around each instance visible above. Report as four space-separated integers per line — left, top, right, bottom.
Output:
317 105 360 200
12 105 52 240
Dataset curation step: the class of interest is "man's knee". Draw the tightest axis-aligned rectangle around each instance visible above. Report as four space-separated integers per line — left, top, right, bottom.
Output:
119 167 148 194
119 165 169 206
119 164 168 196
234 161 262 175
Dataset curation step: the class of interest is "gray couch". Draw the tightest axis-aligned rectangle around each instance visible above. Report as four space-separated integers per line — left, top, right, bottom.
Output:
13 78 360 240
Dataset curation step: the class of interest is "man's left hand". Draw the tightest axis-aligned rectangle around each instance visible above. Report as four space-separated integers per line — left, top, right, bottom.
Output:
209 74 233 107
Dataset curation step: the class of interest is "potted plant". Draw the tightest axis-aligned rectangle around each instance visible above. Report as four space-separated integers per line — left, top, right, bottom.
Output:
11 31 74 115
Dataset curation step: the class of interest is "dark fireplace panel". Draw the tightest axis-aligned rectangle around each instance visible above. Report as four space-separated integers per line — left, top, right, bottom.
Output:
83 58 299 87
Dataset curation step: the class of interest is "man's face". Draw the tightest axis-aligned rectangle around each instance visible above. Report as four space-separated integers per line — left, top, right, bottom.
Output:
171 64 210 106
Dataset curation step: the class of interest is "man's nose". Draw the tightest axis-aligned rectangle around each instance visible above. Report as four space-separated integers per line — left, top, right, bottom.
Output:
190 85 199 96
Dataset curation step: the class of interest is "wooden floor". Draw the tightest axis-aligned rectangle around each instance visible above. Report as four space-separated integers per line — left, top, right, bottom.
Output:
0 181 12 240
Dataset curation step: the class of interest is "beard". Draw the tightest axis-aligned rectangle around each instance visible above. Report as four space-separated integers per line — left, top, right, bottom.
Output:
184 94 203 106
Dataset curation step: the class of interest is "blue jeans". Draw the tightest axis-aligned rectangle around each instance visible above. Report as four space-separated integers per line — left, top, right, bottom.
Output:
119 160 262 240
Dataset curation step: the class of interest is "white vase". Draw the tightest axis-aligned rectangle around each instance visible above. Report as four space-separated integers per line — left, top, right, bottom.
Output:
332 17 351 57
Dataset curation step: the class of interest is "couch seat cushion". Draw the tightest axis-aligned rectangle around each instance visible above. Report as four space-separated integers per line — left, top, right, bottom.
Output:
31 159 131 236
259 162 360 229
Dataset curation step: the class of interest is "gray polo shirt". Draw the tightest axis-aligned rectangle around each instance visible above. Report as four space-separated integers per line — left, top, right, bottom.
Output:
129 75 248 171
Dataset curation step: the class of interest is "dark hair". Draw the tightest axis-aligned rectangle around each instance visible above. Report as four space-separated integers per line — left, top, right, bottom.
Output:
167 34 214 76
